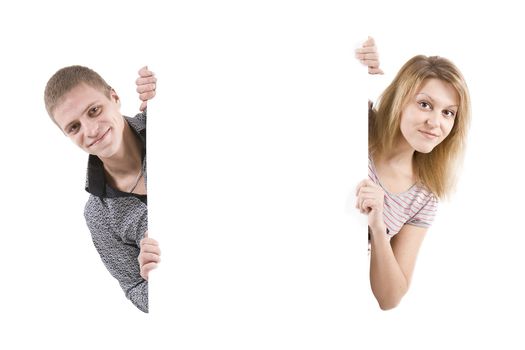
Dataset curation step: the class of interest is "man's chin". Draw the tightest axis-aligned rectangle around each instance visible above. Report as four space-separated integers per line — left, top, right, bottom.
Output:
88 147 115 159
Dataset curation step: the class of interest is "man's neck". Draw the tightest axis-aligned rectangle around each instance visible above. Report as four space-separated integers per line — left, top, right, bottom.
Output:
100 121 143 178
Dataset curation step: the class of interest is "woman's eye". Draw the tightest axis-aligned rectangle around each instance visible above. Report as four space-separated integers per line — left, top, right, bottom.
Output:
443 110 456 118
418 101 431 110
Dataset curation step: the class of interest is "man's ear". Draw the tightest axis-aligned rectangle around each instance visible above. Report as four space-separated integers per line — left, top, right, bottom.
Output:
110 88 121 106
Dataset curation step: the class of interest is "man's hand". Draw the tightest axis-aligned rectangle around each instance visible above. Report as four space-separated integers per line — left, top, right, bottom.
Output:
355 36 384 75
138 231 161 281
356 179 386 234
136 66 157 111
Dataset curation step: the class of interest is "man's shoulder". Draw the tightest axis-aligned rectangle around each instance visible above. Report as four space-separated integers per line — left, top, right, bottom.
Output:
125 109 147 129
84 195 107 220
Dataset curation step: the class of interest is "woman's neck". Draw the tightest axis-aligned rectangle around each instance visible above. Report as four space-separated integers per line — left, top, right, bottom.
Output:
373 137 417 193
374 136 416 182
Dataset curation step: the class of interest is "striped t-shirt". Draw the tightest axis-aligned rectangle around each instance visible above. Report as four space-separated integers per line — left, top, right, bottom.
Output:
368 155 438 236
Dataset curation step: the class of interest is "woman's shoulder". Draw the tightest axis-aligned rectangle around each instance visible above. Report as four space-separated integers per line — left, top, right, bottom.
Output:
410 182 439 207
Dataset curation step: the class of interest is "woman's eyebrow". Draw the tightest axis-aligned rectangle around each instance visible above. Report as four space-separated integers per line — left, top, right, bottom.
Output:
415 92 433 102
416 92 458 108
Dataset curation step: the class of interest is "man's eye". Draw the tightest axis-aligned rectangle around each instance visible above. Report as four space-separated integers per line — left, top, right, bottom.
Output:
89 106 101 116
68 123 80 134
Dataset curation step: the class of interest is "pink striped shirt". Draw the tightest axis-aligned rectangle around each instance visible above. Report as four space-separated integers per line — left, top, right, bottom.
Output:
368 155 438 236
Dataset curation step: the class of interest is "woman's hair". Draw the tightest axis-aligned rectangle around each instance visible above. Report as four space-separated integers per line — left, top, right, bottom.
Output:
369 55 471 200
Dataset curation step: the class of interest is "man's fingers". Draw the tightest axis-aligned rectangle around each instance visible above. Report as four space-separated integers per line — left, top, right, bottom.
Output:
139 91 156 102
140 237 159 250
140 101 147 112
141 244 161 256
136 83 157 94
136 76 157 86
140 262 158 281
138 66 155 77
138 252 161 264
140 237 159 246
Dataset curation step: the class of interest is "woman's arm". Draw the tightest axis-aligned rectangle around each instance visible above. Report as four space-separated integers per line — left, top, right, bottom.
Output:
369 224 427 310
356 179 427 310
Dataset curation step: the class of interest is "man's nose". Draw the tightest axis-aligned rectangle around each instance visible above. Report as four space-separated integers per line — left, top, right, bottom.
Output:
84 118 100 138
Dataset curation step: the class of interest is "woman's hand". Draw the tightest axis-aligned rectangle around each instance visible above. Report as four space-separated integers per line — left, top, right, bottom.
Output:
136 66 157 111
138 231 161 281
355 179 386 235
355 36 384 75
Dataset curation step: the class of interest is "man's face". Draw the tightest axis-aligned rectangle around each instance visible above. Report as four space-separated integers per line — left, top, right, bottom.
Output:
53 83 125 159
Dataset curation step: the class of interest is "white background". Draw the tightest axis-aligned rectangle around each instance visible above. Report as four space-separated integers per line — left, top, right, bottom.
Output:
2 1 524 349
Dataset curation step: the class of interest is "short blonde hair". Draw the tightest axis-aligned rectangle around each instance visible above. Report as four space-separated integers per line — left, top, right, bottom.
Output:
369 55 471 199
44 65 112 120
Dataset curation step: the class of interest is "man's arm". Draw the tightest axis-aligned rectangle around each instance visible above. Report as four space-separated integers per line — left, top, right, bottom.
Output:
85 198 149 313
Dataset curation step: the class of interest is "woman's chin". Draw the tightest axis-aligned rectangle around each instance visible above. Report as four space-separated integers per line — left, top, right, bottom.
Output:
413 144 435 154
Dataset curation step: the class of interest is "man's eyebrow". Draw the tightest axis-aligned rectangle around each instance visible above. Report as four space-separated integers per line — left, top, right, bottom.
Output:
416 92 458 108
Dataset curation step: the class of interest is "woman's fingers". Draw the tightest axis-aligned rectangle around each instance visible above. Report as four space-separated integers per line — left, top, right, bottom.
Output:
355 179 374 194
356 178 384 214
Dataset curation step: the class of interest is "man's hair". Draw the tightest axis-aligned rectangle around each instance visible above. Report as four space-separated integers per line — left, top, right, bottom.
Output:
44 65 112 121
369 55 471 200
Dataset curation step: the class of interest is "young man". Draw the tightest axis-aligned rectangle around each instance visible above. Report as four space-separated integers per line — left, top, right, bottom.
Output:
44 66 160 313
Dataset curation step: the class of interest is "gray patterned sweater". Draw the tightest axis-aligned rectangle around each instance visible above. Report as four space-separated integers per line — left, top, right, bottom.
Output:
84 111 148 312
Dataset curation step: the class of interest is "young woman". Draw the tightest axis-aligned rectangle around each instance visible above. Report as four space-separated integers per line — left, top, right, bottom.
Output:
355 38 471 310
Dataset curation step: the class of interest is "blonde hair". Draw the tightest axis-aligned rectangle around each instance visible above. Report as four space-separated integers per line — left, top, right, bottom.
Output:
44 65 112 121
369 55 471 199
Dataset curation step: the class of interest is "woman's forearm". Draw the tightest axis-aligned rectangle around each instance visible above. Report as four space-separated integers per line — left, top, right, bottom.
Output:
369 225 409 310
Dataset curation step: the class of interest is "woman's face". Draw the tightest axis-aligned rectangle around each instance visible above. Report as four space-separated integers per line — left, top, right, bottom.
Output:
399 78 459 153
